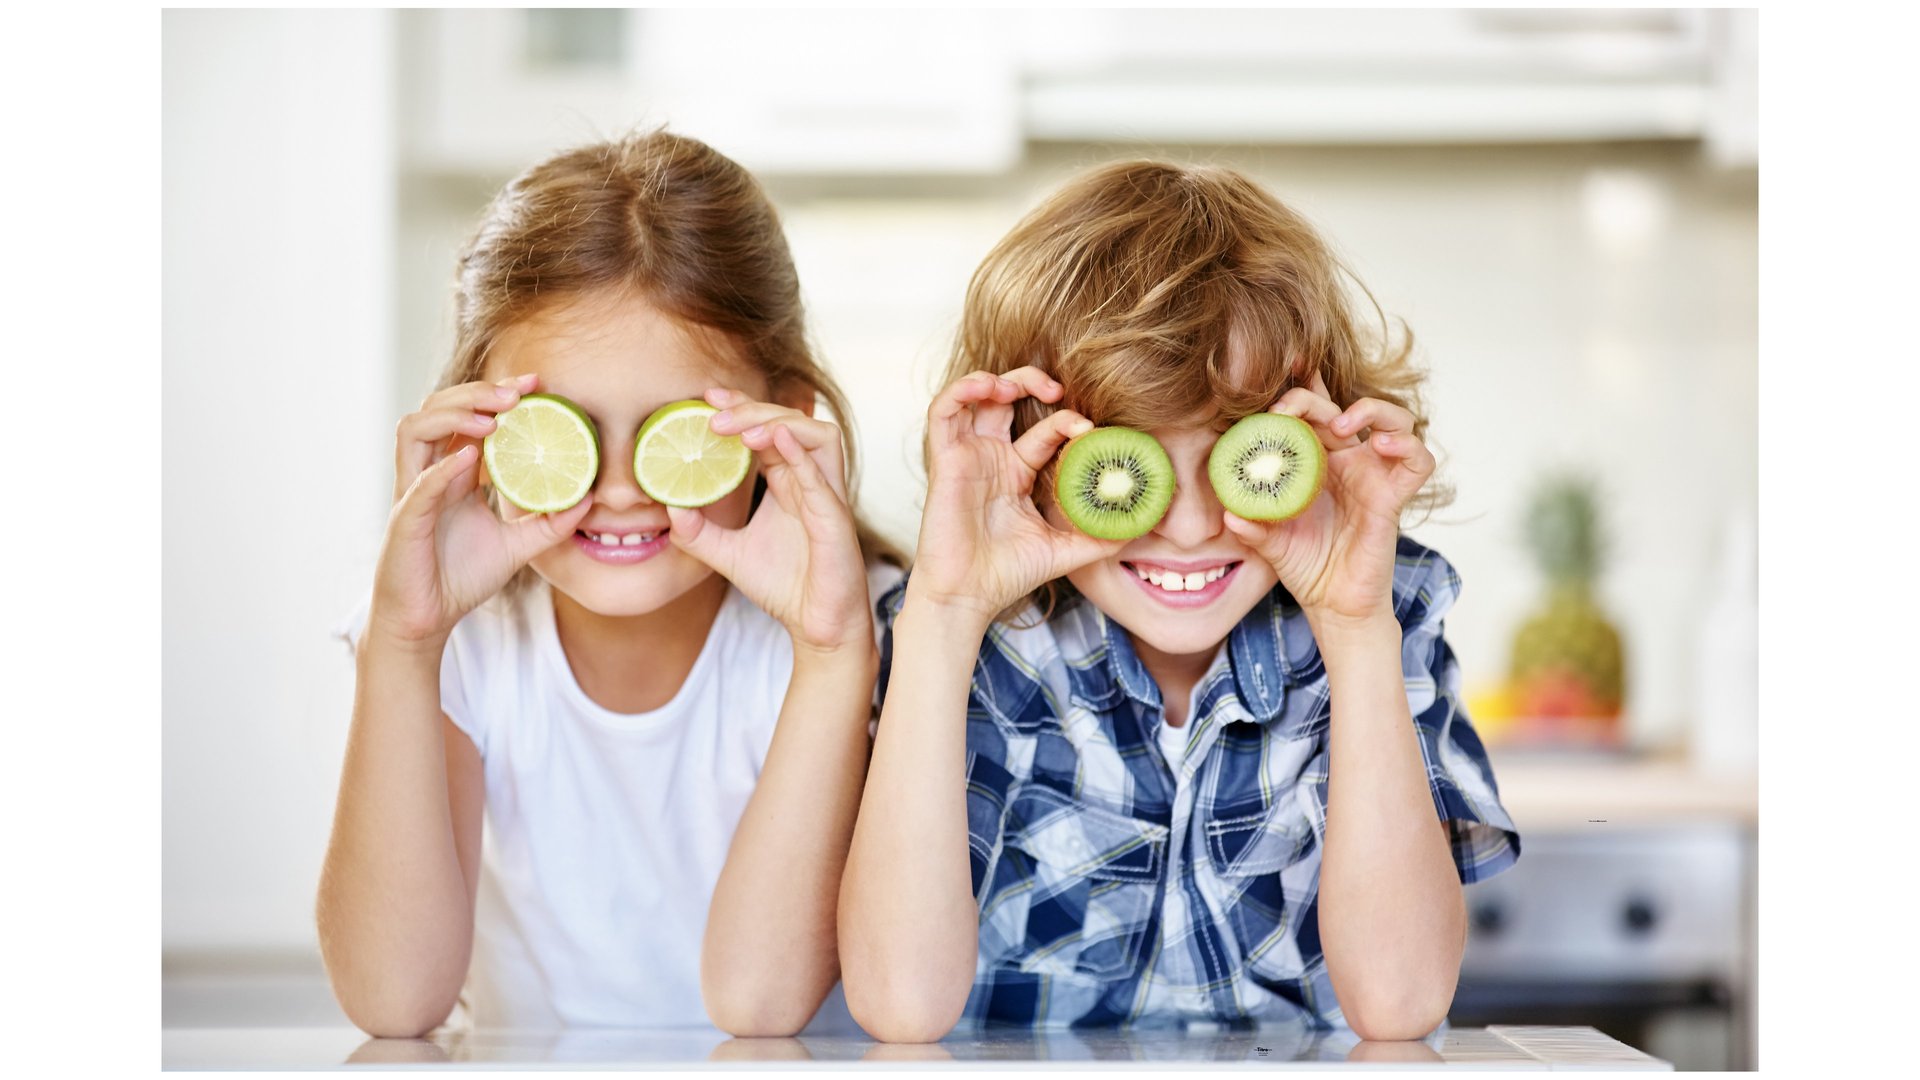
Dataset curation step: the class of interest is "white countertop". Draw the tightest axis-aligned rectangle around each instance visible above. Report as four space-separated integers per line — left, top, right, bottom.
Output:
1487 750 1757 831
162 1024 1669 1070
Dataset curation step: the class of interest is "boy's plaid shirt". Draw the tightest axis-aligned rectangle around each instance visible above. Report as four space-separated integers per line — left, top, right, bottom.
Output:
874 537 1520 1028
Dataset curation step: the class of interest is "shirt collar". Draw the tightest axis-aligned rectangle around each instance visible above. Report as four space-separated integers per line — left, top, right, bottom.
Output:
1074 586 1324 724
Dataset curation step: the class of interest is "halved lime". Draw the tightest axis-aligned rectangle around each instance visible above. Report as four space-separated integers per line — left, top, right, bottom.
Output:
482 393 600 513
634 400 753 508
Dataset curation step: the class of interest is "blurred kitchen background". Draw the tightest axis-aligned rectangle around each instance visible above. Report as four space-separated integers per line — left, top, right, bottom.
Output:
163 8 1758 1070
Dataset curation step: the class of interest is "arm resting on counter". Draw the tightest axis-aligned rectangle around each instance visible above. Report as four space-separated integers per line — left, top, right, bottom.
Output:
837 593 987 1042
1312 614 1468 1041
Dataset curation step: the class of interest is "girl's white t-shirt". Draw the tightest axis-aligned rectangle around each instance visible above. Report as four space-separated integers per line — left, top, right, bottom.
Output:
339 565 899 1031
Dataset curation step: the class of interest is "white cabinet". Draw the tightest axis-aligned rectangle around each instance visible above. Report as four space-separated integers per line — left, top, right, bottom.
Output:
401 8 1019 176
399 8 1755 176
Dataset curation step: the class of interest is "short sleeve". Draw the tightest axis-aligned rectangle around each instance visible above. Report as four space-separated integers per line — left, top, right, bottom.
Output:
1393 540 1521 884
332 591 484 755
869 568 911 733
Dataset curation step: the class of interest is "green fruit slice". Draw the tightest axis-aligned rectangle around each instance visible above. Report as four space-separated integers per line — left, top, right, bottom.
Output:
1208 412 1325 521
1054 427 1176 540
482 392 600 513
634 400 753 508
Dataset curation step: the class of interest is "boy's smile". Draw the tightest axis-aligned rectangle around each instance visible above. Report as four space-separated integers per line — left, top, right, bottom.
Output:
1121 557 1246 607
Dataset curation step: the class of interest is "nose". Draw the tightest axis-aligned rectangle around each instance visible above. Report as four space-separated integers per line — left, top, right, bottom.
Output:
1153 454 1226 549
591 428 654 512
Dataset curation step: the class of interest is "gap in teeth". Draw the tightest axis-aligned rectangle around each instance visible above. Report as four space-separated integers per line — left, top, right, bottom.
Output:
1130 563 1233 590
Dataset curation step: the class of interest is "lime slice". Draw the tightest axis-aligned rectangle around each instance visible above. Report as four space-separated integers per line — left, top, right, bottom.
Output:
634 400 753 508
482 393 600 513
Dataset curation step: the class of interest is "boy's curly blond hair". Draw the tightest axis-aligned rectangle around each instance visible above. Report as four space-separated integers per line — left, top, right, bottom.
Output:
941 159 1448 616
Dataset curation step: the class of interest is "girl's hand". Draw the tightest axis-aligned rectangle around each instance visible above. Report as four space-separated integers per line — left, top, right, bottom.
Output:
910 367 1126 621
1222 372 1436 628
664 389 871 658
369 374 595 646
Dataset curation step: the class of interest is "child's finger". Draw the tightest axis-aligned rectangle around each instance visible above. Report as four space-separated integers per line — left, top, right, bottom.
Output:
665 504 743 579
1370 428 1436 486
501 493 595 568
1048 527 1129 579
1333 397 1419 441
998 366 1064 403
392 444 480 541
1011 409 1095 473
771 423 856 532
719 407 845 465
1222 508 1277 549
929 370 1002 423
421 374 538 417
755 420 850 500
1270 386 1358 451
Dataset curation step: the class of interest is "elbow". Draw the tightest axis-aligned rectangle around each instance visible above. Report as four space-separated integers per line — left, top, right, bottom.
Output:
1341 979 1456 1043
847 995 964 1045
703 987 821 1039
842 964 969 1044
335 987 458 1040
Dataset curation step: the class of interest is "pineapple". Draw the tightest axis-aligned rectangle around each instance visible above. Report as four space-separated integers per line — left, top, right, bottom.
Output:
1509 474 1625 721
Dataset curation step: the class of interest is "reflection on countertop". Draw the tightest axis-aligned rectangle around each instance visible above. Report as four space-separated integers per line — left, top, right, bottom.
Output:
164 1023 1669 1070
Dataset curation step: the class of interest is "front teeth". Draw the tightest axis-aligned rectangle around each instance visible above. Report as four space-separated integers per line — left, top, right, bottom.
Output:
1130 564 1231 593
586 531 657 546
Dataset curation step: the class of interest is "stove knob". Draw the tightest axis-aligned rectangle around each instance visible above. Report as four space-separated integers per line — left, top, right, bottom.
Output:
1622 897 1658 935
1470 898 1505 936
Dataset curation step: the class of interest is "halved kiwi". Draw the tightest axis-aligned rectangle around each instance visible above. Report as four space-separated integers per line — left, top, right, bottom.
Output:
1208 413 1326 521
1054 427 1176 540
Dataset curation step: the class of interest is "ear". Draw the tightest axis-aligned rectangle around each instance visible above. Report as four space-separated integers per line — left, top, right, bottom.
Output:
773 383 818 418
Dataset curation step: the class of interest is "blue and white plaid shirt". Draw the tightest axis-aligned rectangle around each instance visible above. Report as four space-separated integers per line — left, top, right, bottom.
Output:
875 536 1519 1028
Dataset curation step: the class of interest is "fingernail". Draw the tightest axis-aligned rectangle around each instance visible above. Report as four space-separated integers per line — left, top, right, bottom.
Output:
496 387 516 402
743 425 765 439
711 410 732 429
1377 433 1392 446
518 374 538 388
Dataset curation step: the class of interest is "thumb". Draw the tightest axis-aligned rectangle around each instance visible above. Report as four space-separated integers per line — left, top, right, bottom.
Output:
500 494 595 568
666 505 741 577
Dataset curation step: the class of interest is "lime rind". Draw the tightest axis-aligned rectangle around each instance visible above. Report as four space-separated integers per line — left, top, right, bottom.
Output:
1207 413 1326 521
482 392 600 514
633 400 753 508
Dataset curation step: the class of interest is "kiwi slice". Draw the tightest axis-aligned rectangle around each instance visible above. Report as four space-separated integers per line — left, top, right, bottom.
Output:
1054 427 1176 540
1208 413 1326 521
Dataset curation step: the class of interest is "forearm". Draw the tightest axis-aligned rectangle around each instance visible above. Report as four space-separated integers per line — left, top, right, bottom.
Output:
1312 614 1466 1041
838 593 987 1042
702 643 877 1036
317 629 474 1035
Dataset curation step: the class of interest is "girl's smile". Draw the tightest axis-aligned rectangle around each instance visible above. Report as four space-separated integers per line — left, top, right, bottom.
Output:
571 525 673 565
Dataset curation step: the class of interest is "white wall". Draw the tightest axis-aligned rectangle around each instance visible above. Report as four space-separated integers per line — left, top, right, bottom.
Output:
163 10 394 951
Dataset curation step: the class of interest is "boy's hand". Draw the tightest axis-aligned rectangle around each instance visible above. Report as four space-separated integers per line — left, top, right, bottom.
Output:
371 374 594 647
665 389 872 659
1222 372 1435 629
909 367 1126 622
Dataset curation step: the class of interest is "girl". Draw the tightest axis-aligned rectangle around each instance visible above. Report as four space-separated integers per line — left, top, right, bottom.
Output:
840 161 1520 1041
320 131 897 1037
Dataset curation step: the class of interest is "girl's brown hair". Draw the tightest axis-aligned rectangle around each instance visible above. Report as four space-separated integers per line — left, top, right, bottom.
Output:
945 159 1446 614
438 128 899 572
